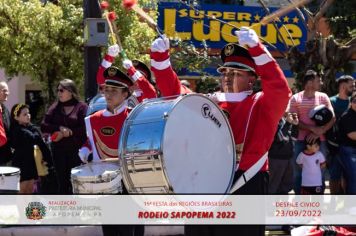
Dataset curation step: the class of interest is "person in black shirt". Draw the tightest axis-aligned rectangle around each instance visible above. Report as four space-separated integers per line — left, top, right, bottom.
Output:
338 92 356 194
10 104 52 193
268 112 298 194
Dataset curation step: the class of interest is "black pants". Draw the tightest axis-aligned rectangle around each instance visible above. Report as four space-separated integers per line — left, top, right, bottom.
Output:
52 147 82 194
102 225 144 236
185 170 269 236
102 182 145 236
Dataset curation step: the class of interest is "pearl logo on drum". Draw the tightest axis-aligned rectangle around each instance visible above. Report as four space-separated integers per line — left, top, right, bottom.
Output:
201 103 222 128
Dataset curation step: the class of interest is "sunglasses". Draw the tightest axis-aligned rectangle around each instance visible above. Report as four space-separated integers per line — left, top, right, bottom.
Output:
57 88 71 93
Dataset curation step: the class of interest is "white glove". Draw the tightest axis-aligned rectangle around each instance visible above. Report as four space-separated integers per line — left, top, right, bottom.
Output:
151 35 170 52
78 147 90 164
122 59 133 70
235 27 259 48
107 44 121 57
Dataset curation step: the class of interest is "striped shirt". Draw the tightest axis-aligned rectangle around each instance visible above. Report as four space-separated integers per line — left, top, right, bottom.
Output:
289 91 333 141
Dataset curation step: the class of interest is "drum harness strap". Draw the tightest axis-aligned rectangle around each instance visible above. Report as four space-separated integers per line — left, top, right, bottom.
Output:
229 92 268 194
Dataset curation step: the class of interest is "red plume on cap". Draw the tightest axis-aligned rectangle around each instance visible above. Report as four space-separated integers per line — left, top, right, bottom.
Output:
108 11 117 21
100 1 109 10
122 0 137 9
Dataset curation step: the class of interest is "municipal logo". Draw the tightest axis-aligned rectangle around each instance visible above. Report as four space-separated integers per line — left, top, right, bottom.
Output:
26 202 46 220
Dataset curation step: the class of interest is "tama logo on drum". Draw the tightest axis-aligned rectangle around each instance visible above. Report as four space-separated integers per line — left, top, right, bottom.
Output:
101 127 116 136
201 103 222 128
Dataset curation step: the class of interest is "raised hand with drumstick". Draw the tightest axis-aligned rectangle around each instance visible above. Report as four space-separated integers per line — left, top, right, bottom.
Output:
150 34 192 97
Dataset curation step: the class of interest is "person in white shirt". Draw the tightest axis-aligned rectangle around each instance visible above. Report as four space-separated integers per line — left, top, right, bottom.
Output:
296 137 326 194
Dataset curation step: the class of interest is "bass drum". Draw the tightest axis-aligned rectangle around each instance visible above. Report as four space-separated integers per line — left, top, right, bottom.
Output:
119 94 235 194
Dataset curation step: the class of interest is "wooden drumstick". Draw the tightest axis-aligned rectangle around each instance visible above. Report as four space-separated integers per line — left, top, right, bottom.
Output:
122 0 160 33
100 1 128 58
250 0 312 29
110 21 128 59
100 2 117 44
105 13 118 45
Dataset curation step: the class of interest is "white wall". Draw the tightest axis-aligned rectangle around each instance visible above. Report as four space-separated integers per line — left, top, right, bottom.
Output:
0 69 40 111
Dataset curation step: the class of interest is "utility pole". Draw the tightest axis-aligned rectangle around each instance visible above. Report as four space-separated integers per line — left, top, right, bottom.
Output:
83 0 102 101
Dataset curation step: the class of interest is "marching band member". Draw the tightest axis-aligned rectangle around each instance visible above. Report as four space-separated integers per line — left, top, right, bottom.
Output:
96 45 156 103
150 27 291 236
79 67 133 162
87 45 157 116
82 44 157 158
80 66 144 236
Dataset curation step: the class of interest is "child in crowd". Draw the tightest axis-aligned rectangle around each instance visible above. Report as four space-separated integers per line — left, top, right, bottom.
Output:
296 137 326 194
10 104 51 193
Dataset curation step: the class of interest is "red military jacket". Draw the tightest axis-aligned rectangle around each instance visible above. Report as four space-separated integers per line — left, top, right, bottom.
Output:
150 42 291 171
84 103 129 161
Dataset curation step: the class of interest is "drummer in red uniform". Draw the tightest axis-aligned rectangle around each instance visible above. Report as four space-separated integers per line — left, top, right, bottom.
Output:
150 27 291 236
80 66 144 236
82 67 133 161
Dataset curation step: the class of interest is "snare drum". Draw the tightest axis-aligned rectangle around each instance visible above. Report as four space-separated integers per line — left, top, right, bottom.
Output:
0 167 20 193
71 162 122 194
119 94 236 194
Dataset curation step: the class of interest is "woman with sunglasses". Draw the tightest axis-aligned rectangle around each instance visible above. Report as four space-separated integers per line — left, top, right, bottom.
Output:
338 91 356 194
41 79 88 194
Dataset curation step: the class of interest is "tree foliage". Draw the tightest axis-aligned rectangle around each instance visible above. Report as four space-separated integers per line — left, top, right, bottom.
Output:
325 0 356 40
170 39 213 74
0 0 83 101
195 76 219 94
287 0 356 95
0 0 157 102
107 0 156 67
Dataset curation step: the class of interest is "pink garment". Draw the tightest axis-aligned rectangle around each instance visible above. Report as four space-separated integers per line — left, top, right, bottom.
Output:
289 91 334 141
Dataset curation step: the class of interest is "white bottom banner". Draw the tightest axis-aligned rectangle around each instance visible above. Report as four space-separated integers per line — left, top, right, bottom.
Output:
1 195 356 225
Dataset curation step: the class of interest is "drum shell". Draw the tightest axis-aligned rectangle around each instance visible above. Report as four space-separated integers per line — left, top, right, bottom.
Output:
0 167 20 193
119 94 236 194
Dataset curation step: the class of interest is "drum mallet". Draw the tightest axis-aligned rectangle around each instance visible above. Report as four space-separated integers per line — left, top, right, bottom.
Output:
100 1 128 59
122 0 163 37
250 0 312 29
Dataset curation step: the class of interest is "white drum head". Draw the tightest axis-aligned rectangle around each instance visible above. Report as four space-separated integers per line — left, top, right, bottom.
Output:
71 162 120 181
163 94 235 193
0 166 20 191
0 167 20 176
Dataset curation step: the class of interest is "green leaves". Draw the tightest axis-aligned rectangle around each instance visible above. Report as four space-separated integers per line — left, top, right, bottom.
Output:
0 0 83 101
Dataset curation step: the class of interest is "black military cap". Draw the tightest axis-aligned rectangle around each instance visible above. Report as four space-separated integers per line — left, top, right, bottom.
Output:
217 43 257 75
104 66 134 89
132 60 155 85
